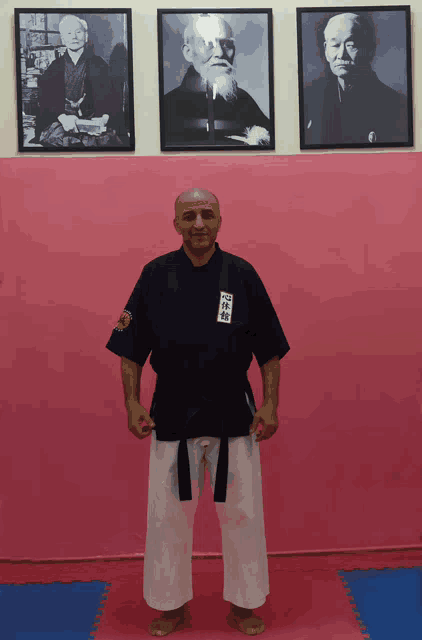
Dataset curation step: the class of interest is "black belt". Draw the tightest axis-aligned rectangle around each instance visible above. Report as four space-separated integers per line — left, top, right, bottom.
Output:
177 433 230 503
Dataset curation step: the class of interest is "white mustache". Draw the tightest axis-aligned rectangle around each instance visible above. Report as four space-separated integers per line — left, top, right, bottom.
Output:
209 61 232 69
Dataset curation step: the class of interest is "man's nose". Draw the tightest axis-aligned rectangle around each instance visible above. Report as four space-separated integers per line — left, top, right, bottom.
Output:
194 215 205 227
212 40 224 57
338 43 349 59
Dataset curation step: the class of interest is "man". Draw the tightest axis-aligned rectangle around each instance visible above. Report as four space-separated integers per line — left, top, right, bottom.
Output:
303 12 409 146
163 14 272 146
105 188 290 636
35 14 126 148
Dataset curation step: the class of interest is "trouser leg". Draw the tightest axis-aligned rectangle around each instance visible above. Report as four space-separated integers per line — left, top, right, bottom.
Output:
207 433 270 609
143 431 205 611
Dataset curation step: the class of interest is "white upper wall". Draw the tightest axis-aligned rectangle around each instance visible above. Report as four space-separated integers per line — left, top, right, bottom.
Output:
2 0 420 157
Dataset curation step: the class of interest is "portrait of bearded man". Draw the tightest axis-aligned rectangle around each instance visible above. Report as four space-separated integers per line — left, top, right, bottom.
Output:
160 12 274 149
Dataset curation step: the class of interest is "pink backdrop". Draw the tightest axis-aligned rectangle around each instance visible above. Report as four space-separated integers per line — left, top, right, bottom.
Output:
1 154 421 561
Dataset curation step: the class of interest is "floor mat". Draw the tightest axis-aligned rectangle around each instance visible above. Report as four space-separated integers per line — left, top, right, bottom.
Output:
1 581 111 640
339 567 422 640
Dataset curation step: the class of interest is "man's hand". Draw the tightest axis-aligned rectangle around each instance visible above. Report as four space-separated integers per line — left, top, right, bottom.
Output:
126 400 155 440
58 114 78 132
249 403 278 442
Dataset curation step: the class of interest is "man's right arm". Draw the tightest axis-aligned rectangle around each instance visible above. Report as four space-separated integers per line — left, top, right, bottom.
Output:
121 356 142 407
121 357 155 439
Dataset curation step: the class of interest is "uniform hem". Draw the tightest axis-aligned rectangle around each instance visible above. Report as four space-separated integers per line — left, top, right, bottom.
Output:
223 594 268 609
145 595 193 611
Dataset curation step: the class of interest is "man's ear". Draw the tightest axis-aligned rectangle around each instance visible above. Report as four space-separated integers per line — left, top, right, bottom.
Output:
182 43 193 63
173 218 181 235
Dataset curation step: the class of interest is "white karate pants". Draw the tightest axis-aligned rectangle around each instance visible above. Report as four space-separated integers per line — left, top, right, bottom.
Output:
143 430 269 611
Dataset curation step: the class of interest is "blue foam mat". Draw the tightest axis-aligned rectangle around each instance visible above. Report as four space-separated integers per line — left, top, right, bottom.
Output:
339 567 422 640
0 581 110 640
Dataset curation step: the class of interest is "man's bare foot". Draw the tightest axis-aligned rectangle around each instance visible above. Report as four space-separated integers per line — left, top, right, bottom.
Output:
227 603 265 635
148 603 190 637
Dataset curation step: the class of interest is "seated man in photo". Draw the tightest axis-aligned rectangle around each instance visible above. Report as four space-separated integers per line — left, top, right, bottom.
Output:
163 13 271 146
304 12 409 146
36 15 127 148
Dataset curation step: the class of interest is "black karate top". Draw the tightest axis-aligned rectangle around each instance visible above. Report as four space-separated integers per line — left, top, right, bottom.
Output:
106 242 290 502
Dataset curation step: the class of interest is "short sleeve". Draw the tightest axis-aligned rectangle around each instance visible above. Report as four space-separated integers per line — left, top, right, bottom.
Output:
105 266 153 367
247 267 290 368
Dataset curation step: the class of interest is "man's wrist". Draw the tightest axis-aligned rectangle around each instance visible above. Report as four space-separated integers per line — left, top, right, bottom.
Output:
262 399 278 411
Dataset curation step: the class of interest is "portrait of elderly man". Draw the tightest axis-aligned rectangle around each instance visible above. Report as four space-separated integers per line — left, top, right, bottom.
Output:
302 12 409 146
35 14 126 148
162 13 272 147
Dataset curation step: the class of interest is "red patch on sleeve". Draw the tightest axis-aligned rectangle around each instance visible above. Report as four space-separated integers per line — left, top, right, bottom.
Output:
116 311 131 330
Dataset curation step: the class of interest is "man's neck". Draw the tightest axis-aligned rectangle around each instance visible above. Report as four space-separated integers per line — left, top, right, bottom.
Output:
337 77 353 92
337 66 372 92
183 242 216 267
67 47 84 65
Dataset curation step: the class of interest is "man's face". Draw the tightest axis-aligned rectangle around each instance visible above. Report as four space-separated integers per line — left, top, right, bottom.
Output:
173 192 222 254
186 17 235 86
59 18 87 52
324 14 366 80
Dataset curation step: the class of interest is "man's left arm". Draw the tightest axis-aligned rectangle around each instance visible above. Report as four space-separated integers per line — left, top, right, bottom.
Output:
250 355 281 442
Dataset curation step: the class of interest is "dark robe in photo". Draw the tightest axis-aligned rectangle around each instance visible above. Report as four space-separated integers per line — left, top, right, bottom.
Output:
304 69 409 146
163 65 271 146
35 47 127 148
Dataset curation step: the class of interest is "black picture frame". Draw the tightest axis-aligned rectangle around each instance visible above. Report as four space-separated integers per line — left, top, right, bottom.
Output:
157 9 275 152
14 8 135 152
297 6 413 150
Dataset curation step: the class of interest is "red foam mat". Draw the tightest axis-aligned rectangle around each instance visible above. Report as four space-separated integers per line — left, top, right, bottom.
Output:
1 551 421 638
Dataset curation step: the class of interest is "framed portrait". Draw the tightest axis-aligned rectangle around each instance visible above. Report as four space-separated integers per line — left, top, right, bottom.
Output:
157 9 275 152
14 8 135 152
297 6 413 150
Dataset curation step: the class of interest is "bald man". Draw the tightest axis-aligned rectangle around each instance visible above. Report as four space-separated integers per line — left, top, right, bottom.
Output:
162 14 271 147
303 12 409 146
106 189 290 635
35 14 126 148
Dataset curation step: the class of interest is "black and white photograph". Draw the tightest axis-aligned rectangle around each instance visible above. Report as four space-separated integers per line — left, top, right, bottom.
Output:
15 9 135 152
158 9 275 151
297 6 413 150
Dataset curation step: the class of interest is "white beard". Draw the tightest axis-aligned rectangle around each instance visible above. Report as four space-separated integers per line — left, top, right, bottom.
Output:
199 67 238 103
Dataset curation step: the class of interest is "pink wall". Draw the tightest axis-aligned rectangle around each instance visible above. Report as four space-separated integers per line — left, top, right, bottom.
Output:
1 154 421 561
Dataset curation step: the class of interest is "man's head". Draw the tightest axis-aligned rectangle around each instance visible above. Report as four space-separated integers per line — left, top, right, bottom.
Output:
182 14 237 102
59 15 88 52
323 13 376 81
173 188 222 254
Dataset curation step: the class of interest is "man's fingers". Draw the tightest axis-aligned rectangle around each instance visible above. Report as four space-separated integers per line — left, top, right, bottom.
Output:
250 416 260 434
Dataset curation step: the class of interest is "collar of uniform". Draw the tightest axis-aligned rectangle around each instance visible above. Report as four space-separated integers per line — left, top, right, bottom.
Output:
181 65 205 93
177 241 222 273
334 68 379 100
64 47 88 66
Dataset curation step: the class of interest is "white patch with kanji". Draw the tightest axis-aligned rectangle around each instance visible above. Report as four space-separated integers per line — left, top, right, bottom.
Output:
217 291 233 324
